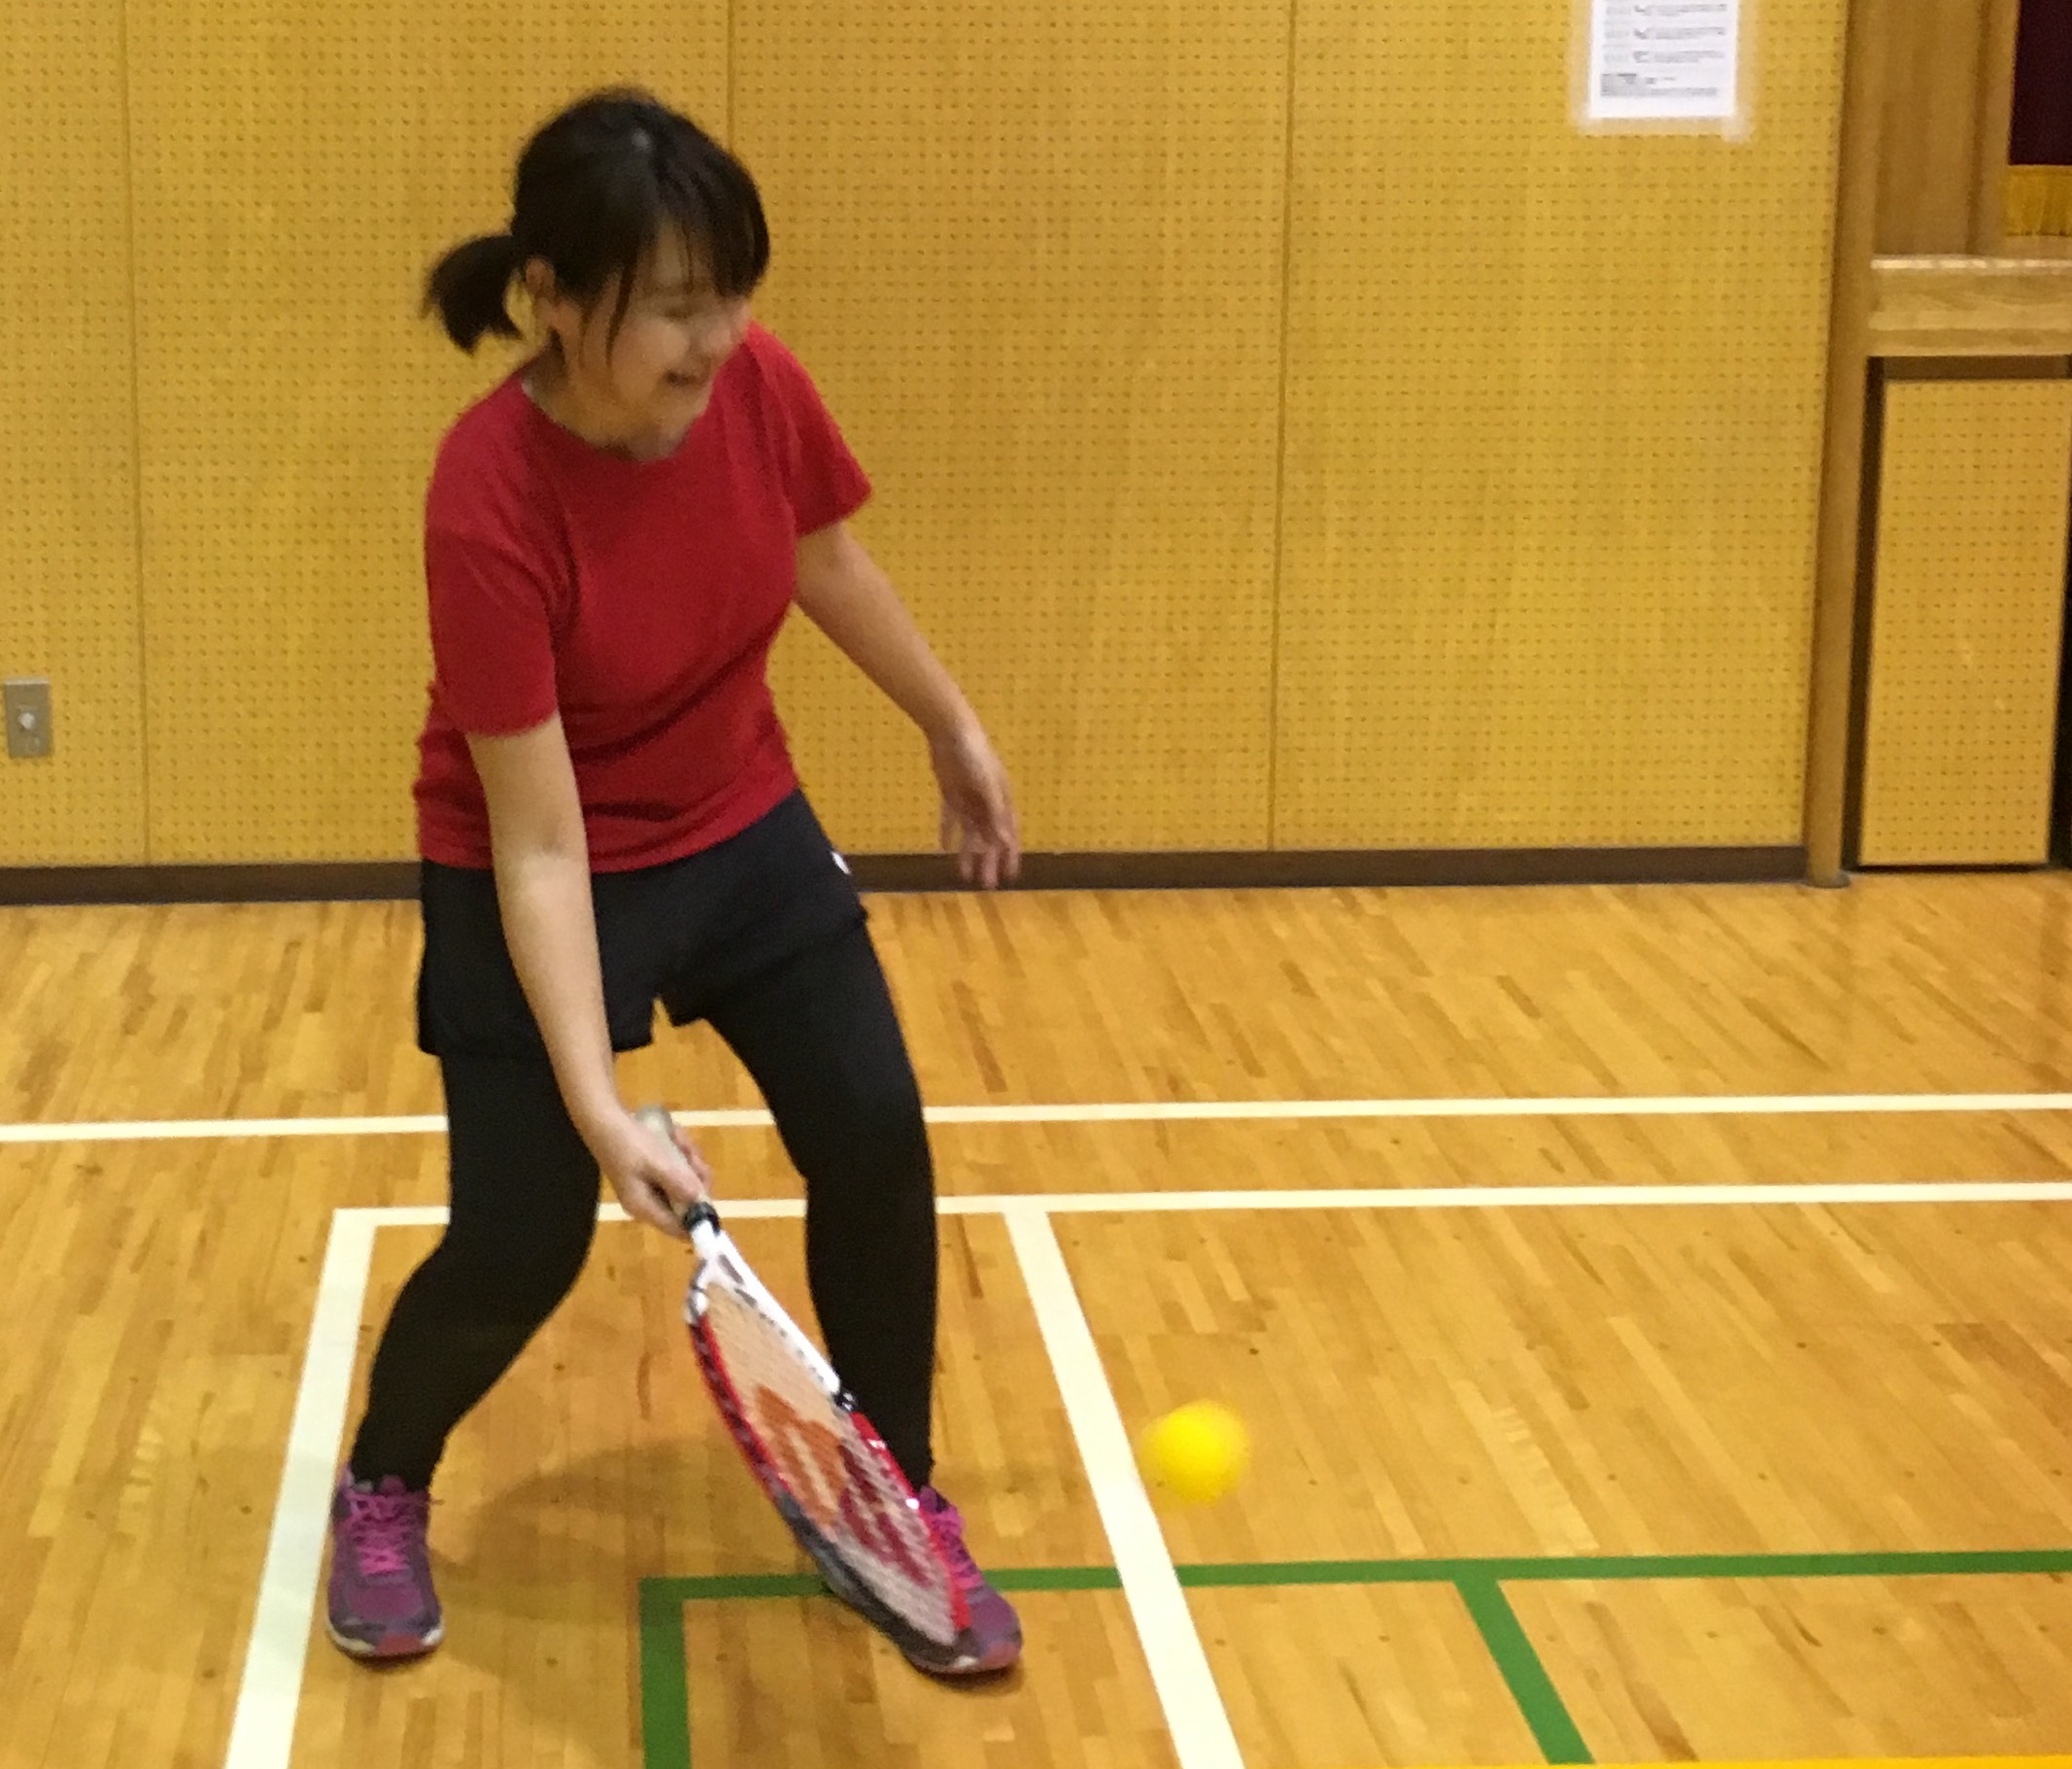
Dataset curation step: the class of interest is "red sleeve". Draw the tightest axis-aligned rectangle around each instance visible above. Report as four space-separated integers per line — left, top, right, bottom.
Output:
423 525 560 735
749 326 872 535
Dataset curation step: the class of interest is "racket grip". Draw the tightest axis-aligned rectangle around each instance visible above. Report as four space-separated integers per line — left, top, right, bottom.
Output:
634 1105 722 1238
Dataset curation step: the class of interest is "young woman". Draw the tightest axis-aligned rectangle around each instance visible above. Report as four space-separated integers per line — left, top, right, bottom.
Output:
325 87 1024 1679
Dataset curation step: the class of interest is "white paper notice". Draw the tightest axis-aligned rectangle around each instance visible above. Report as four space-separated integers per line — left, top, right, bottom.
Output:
1586 0 1742 124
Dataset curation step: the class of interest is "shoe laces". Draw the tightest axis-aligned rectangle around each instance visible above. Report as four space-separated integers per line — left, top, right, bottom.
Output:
343 1480 428 1581
918 1487 985 1594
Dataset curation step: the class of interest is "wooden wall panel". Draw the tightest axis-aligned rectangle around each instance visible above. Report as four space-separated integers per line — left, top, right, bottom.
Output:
1272 0 1849 849
740 0 1289 853
123 6 729 861
1859 375 2072 867
0 0 146 864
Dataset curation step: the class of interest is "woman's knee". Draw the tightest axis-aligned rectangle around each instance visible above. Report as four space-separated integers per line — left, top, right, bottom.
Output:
791 1060 933 1196
430 1203 597 1326
437 1052 602 1318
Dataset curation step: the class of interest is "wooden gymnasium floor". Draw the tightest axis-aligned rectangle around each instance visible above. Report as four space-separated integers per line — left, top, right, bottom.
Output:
8 873 2072 1769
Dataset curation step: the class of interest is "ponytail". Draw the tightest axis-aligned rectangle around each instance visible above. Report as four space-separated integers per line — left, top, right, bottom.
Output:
423 232 524 352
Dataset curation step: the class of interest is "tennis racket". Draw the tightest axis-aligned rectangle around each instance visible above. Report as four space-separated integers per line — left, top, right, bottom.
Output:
633 1106 973 1666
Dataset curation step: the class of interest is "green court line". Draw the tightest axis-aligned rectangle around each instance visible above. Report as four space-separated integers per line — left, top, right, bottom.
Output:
1172 1547 2072 1586
637 1566 1121 1769
639 1580 694 1769
636 1548 2072 1769
1456 1576 1594 1765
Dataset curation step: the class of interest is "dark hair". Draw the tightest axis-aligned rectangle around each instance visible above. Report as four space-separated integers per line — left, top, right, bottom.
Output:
424 87 770 353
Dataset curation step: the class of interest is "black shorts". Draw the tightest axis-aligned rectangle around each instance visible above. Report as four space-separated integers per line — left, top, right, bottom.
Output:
414 789 868 1059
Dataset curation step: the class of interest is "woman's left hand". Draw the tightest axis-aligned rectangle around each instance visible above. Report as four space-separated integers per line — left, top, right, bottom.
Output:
930 720 1021 889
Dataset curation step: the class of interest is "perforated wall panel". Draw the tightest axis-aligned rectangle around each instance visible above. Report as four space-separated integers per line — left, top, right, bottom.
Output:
124 4 730 860
0 0 146 864
1859 375 2072 867
741 0 1289 853
1271 0 1850 849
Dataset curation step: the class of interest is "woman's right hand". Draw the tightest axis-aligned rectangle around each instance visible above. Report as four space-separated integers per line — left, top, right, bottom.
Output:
587 1103 712 1240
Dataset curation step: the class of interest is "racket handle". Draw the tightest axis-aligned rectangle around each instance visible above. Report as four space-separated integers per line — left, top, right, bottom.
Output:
632 1103 680 1151
634 1105 723 1238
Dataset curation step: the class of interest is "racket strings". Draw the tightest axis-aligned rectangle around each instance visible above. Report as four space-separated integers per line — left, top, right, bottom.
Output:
699 1281 961 1645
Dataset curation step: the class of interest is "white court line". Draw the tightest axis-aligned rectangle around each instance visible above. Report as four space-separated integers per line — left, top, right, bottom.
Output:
17 1090 2072 1143
989 1180 2072 1212
346 1178 2072 1234
221 1210 378 1769
1003 1205 1244 1769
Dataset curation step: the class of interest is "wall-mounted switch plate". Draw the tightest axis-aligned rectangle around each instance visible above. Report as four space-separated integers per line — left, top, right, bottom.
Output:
5 679 53 760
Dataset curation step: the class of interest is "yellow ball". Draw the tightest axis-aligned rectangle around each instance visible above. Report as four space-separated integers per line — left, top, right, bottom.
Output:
1138 1401 1249 1504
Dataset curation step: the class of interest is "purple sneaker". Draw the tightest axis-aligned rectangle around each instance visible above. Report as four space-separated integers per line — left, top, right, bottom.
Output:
326 1474 443 1660
809 1482 1021 1675
912 1486 1022 1676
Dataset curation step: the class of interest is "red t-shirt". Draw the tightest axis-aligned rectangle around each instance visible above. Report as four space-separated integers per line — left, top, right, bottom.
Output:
412 323 871 870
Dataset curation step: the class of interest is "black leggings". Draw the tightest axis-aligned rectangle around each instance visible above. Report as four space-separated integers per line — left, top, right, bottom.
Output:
350 919 939 1491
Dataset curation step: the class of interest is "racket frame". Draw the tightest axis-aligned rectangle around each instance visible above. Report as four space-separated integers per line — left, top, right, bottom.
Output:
668 1177 971 1651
